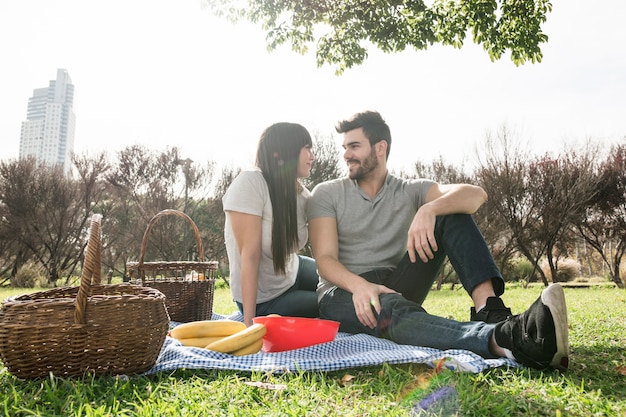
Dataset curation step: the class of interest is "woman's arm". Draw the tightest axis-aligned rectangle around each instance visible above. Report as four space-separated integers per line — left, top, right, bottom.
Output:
226 210 263 326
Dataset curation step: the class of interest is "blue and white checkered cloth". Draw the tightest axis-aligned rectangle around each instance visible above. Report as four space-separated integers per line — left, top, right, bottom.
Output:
144 313 521 375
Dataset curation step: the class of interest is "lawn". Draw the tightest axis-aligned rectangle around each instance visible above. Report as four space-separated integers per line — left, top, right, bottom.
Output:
1 282 625 416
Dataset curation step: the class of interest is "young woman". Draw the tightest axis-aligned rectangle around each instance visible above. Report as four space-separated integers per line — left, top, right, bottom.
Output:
222 122 319 326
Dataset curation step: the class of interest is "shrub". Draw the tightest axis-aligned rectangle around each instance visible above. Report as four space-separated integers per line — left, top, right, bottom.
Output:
10 263 43 288
435 262 459 289
541 258 581 282
509 257 538 282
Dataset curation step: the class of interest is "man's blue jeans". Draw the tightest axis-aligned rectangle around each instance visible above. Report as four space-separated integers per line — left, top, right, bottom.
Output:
318 214 502 358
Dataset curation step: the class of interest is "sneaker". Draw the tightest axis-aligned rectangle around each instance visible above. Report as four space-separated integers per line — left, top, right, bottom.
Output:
470 297 512 323
493 284 569 371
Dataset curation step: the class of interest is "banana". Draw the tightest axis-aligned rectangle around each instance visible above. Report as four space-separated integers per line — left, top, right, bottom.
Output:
205 323 266 354
170 319 246 340
229 337 263 356
177 336 224 348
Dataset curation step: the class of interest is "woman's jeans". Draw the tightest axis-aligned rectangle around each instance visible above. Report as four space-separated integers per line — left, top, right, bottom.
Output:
319 214 502 358
236 255 320 318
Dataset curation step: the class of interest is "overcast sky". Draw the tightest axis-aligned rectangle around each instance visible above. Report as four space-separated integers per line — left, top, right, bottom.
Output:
1 0 625 173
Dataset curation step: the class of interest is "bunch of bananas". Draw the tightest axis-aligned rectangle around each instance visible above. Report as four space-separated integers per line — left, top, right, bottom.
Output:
169 319 266 356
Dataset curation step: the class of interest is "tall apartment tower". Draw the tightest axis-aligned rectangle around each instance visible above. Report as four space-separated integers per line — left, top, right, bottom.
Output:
19 69 76 173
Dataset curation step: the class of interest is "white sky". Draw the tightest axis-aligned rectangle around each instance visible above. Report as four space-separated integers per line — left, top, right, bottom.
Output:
1 0 625 173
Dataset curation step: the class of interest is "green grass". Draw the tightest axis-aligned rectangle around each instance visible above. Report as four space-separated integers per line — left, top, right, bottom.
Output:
1 283 625 416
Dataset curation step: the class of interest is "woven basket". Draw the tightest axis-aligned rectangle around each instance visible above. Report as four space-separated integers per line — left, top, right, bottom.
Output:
126 209 216 323
0 214 170 379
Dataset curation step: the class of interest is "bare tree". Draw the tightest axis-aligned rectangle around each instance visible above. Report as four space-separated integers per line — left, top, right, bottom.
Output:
105 145 216 275
576 143 626 288
302 131 345 190
0 218 28 286
107 145 182 221
525 145 602 283
0 156 108 285
477 129 604 285
475 128 550 284
413 156 471 184
199 165 240 264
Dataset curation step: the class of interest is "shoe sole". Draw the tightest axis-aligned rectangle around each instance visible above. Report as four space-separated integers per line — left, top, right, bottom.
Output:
541 284 569 370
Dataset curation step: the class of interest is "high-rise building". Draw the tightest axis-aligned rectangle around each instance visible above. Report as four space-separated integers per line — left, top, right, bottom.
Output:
19 69 76 173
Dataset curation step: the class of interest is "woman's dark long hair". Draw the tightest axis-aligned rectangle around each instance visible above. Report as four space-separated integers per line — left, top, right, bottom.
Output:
256 122 313 274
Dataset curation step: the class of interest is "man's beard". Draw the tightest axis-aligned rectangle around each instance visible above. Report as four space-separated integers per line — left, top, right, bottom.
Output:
348 148 379 180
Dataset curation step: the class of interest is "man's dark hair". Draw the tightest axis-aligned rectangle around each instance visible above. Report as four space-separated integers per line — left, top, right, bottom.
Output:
335 110 391 158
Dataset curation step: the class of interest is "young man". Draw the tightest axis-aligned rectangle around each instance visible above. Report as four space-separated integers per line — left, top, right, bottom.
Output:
306 110 569 370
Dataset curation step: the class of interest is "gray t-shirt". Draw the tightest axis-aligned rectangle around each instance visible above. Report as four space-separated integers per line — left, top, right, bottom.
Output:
306 173 434 297
222 168 310 304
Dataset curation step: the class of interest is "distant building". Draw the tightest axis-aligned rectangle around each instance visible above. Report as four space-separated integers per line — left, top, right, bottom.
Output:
19 69 76 173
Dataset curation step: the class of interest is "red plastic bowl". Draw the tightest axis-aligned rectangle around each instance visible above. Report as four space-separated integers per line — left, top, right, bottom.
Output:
252 316 340 352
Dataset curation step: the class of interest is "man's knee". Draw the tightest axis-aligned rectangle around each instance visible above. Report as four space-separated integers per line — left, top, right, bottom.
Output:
379 292 426 312
376 293 426 337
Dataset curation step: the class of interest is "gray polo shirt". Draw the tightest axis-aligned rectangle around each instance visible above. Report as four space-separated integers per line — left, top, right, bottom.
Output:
307 173 434 297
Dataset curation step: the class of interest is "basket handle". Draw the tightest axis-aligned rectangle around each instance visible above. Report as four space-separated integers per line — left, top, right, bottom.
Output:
136 209 205 281
74 214 102 326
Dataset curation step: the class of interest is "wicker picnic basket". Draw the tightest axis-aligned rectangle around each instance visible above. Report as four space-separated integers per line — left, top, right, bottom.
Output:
0 214 170 379
126 209 216 323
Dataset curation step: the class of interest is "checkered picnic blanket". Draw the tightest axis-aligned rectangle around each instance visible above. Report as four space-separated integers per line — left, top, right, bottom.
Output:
144 313 521 375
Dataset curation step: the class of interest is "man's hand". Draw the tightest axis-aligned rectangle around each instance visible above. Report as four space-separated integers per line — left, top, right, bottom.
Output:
407 205 438 263
406 182 488 263
352 281 398 329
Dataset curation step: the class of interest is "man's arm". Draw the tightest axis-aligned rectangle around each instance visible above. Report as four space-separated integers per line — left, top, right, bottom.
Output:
425 183 488 215
407 183 488 263
309 217 396 329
